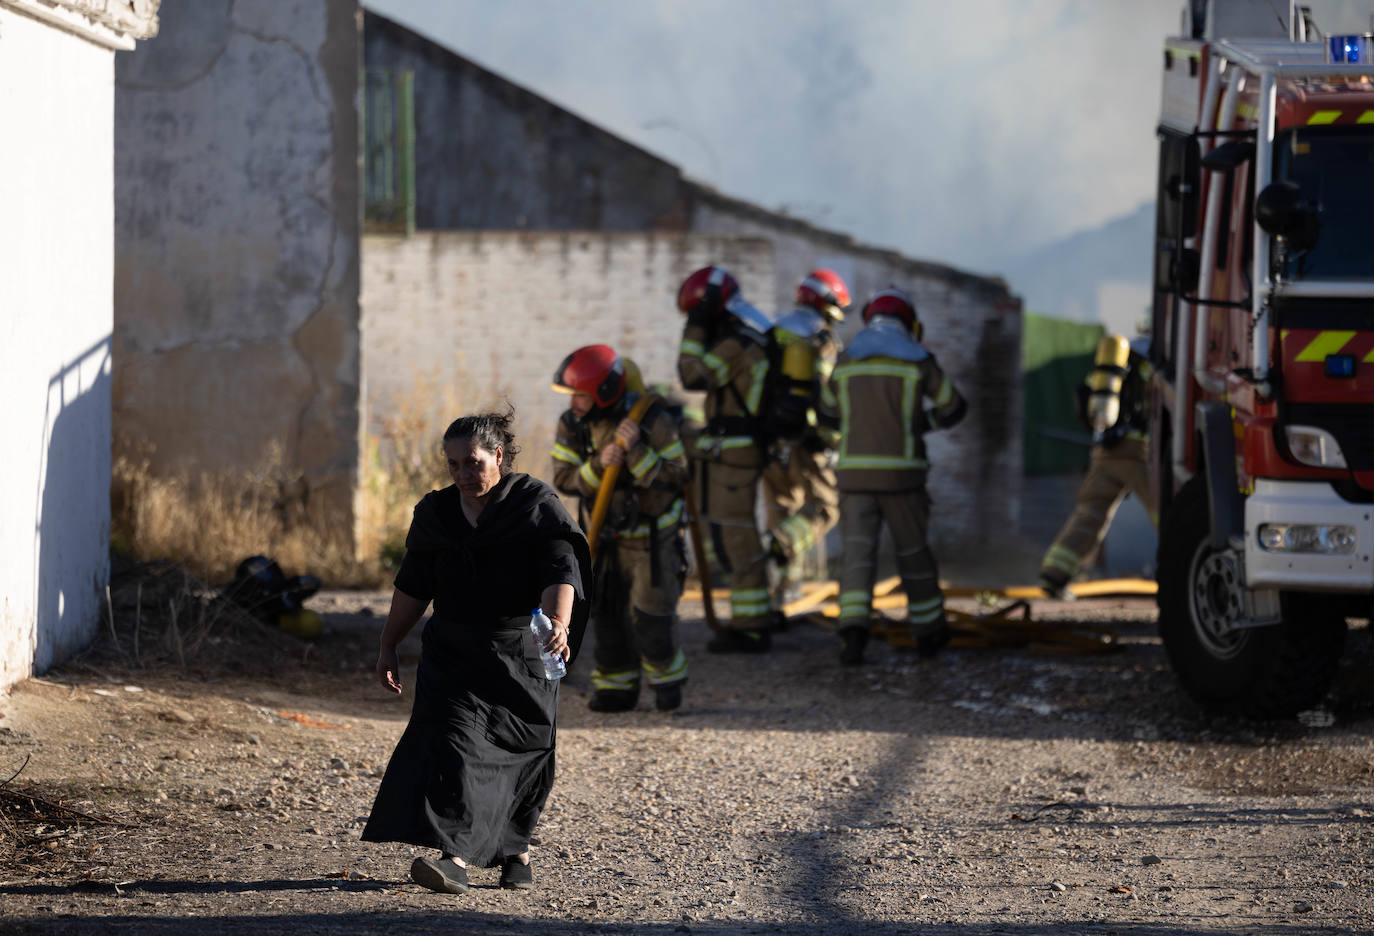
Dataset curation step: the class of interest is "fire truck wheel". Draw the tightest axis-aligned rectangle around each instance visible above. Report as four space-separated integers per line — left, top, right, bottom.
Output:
1157 476 1346 718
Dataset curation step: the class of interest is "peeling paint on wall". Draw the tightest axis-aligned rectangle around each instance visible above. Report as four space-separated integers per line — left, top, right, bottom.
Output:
113 0 362 565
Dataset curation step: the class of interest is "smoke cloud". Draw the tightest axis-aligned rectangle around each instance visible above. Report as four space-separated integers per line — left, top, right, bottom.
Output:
363 0 1373 278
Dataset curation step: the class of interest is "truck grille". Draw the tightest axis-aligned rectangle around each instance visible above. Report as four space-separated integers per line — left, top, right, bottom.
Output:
1285 404 1374 470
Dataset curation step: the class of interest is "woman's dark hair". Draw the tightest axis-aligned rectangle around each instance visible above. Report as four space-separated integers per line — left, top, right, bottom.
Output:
443 406 519 474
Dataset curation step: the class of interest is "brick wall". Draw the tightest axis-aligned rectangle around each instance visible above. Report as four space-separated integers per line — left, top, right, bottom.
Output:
359 231 774 549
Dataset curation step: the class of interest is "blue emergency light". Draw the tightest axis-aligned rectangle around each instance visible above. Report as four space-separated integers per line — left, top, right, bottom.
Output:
1328 34 1370 64
1325 354 1357 378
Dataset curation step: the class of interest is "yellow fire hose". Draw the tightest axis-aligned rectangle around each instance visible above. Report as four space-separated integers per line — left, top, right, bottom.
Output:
585 393 659 560
683 578 1153 655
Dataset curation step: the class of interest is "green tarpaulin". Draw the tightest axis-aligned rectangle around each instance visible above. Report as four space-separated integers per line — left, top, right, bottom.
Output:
1023 314 1103 476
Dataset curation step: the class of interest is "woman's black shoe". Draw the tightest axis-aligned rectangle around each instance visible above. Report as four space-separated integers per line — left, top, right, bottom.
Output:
499 857 533 890
410 855 469 894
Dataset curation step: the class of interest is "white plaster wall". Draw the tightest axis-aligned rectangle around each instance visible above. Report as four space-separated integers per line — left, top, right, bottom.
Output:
0 8 117 688
360 232 774 493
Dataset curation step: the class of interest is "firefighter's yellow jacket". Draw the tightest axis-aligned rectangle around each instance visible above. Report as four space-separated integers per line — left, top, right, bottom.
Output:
823 317 967 492
551 398 688 538
677 319 770 469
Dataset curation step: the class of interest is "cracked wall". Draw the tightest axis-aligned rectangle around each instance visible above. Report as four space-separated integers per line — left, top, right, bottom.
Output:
113 0 362 570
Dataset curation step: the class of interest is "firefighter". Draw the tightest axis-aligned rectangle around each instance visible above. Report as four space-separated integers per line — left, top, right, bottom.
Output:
551 345 689 711
1038 333 1153 598
761 269 848 608
676 265 777 653
823 287 967 666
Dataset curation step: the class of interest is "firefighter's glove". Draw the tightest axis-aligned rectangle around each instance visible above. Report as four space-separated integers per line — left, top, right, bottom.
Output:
800 429 830 453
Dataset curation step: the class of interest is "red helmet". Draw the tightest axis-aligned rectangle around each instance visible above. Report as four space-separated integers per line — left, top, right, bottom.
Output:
676 265 740 315
552 344 626 408
862 287 920 334
795 269 851 322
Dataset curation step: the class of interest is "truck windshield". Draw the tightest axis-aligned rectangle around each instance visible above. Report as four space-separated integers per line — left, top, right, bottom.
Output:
1273 127 1374 280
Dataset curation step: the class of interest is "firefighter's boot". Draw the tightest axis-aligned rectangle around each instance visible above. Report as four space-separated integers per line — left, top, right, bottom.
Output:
1038 569 1076 601
915 621 951 660
588 689 639 712
838 625 868 666
653 682 683 712
706 628 772 654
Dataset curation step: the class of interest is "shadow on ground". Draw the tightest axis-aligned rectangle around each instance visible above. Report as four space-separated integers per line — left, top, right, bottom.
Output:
0 907 1353 936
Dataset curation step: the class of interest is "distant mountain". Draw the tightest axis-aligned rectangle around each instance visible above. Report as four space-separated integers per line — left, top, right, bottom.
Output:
1001 201 1155 334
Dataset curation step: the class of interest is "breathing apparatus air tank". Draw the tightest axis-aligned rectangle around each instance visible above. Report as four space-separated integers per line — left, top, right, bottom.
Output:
1086 335 1130 439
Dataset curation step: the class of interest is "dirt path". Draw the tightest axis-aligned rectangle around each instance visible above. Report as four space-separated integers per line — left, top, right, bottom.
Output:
1 592 1372 935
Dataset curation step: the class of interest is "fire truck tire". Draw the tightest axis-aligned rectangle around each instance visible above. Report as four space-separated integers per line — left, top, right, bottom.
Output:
1157 476 1345 718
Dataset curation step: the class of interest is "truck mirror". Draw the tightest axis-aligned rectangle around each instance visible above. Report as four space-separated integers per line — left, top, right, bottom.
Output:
1256 181 1320 253
1200 140 1255 172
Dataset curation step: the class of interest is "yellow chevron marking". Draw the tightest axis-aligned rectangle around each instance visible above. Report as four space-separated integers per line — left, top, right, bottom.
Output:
1295 331 1356 362
1363 347 1374 363
1308 110 1342 125
1360 110 1374 124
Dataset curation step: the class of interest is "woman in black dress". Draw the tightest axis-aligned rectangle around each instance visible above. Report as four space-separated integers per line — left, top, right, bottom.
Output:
363 410 589 894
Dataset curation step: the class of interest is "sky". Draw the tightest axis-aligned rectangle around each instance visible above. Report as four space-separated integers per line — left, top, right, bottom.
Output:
363 0 1374 279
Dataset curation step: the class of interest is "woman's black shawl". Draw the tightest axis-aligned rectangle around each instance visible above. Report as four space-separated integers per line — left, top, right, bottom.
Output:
361 473 589 866
403 473 590 663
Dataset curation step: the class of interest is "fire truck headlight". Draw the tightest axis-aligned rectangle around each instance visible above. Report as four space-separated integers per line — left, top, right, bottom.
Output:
1285 425 1348 469
1258 523 1358 554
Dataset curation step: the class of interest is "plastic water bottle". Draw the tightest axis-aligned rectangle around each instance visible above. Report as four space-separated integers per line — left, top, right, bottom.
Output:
529 608 566 680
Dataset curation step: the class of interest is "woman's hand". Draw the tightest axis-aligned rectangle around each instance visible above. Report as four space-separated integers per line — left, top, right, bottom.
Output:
377 645 403 694
543 612 571 662
600 443 625 467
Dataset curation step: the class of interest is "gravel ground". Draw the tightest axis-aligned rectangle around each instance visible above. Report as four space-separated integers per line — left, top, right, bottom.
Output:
1 590 1372 935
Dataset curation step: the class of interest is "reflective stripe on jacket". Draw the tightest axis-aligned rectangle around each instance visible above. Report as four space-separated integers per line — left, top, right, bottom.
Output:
678 321 769 468
823 325 966 492
551 402 689 530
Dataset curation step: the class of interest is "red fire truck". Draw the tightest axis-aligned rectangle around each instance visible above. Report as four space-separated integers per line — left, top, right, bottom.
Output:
1150 1 1374 716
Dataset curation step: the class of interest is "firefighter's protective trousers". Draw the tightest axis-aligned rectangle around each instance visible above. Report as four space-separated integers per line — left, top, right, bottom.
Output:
695 464 772 628
1040 438 1151 583
837 487 946 639
589 532 687 695
678 316 774 630
762 446 839 586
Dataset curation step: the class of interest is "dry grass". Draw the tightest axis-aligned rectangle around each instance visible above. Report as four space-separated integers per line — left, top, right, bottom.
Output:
0 756 137 879
89 556 305 672
112 438 375 586
110 373 510 585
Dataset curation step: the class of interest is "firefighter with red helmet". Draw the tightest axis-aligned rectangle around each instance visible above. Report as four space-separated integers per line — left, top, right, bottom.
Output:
676 265 777 653
551 345 689 711
761 269 848 607
822 287 967 665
